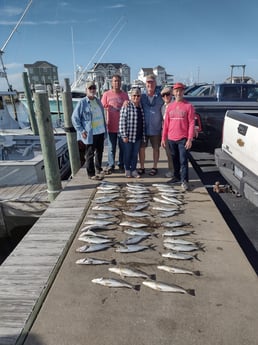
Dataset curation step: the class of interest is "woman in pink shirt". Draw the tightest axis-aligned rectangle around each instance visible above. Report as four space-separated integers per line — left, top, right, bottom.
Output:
161 82 195 191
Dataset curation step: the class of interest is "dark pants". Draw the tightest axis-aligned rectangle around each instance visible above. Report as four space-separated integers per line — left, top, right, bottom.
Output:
168 138 189 182
85 133 104 177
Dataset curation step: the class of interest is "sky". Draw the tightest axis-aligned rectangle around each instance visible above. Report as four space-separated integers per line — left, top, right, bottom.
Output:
1 0 258 91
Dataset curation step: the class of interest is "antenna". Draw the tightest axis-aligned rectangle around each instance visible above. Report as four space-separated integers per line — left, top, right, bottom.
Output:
0 0 33 120
71 16 126 89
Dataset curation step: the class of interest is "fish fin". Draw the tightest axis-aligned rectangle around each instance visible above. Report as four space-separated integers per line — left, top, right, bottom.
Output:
194 270 201 276
134 284 141 291
187 289 195 296
149 274 156 280
111 259 117 265
153 233 159 238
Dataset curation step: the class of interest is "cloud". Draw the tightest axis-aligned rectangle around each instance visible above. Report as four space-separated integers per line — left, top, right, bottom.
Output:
104 4 126 9
1 6 24 17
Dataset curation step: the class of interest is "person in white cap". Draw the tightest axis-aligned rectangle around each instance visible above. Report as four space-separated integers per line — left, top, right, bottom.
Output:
72 81 107 180
161 82 195 191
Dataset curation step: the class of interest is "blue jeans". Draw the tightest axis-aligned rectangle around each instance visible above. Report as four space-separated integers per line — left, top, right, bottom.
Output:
123 140 141 171
107 132 124 169
168 138 189 182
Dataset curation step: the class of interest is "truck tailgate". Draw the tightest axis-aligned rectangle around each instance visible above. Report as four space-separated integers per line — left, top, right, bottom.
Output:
222 110 258 176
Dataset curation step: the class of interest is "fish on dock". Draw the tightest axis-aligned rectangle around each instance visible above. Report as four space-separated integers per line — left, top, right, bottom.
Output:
130 202 149 211
162 229 193 237
92 277 140 290
163 243 200 252
120 221 147 228
108 267 156 280
76 257 116 265
122 211 150 217
160 195 183 205
159 211 179 218
76 243 112 253
157 265 201 276
152 206 179 212
78 235 113 244
84 219 115 226
124 229 153 237
94 195 120 203
142 280 195 295
120 235 149 245
162 252 199 260
153 197 179 205
91 205 120 211
163 238 198 245
87 213 117 219
161 221 191 228
115 244 155 253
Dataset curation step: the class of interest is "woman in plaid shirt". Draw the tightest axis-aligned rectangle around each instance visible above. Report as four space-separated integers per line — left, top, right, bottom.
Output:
119 88 145 178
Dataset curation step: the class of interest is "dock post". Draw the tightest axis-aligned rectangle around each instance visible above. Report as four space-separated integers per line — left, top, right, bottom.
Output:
62 78 81 176
22 72 39 135
34 92 62 201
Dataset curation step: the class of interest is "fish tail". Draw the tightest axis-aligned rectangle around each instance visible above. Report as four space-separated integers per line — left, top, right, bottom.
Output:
111 259 117 265
149 274 156 280
194 254 201 261
134 284 141 291
187 289 195 296
149 244 156 251
194 270 201 276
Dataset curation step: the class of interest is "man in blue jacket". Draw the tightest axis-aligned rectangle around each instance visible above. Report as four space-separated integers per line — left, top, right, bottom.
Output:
72 81 107 180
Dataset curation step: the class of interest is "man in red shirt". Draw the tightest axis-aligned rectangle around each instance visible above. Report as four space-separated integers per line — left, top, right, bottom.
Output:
101 74 129 173
161 82 195 191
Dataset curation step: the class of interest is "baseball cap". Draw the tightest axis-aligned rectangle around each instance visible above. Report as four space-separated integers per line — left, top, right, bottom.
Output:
173 82 185 90
86 81 96 88
146 74 156 82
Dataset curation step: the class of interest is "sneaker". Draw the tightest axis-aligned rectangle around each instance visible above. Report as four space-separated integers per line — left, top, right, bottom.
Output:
117 166 125 173
132 170 141 178
125 170 131 178
181 181 189 191
165 171 173 178
90 175 103 181
167 176 180 184
104 167 113 175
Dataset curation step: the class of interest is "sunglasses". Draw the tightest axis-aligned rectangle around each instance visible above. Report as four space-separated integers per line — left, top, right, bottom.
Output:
88 86 96 90
132 94 141 97
162 93 171 97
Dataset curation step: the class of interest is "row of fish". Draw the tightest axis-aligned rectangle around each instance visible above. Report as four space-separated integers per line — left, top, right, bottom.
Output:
75 181 204 295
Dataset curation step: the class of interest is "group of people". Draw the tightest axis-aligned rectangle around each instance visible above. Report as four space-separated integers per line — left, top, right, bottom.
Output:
71 74 195 191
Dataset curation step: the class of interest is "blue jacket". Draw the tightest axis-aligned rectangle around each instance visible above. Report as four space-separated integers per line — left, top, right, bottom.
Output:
141 93 163 135
72 96 107 144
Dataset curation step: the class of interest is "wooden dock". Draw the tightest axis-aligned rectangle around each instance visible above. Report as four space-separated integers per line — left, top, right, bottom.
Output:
0 168 95 345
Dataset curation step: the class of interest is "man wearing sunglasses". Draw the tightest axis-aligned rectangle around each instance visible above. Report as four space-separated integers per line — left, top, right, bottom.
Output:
72 81 107 180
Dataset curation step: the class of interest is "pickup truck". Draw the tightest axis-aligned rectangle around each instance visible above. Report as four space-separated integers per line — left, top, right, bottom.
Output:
214 110 258 207
185 83 258 152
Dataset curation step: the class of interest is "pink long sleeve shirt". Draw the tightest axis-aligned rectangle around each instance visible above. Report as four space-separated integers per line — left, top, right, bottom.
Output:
162 99 195 142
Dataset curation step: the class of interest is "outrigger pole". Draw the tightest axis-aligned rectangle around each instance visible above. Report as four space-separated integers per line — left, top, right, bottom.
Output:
0 0 33 120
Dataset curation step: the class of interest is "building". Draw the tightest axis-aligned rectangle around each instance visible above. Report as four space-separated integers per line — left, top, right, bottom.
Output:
87 63 130 92
24 61 59 93
138 65 174 86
